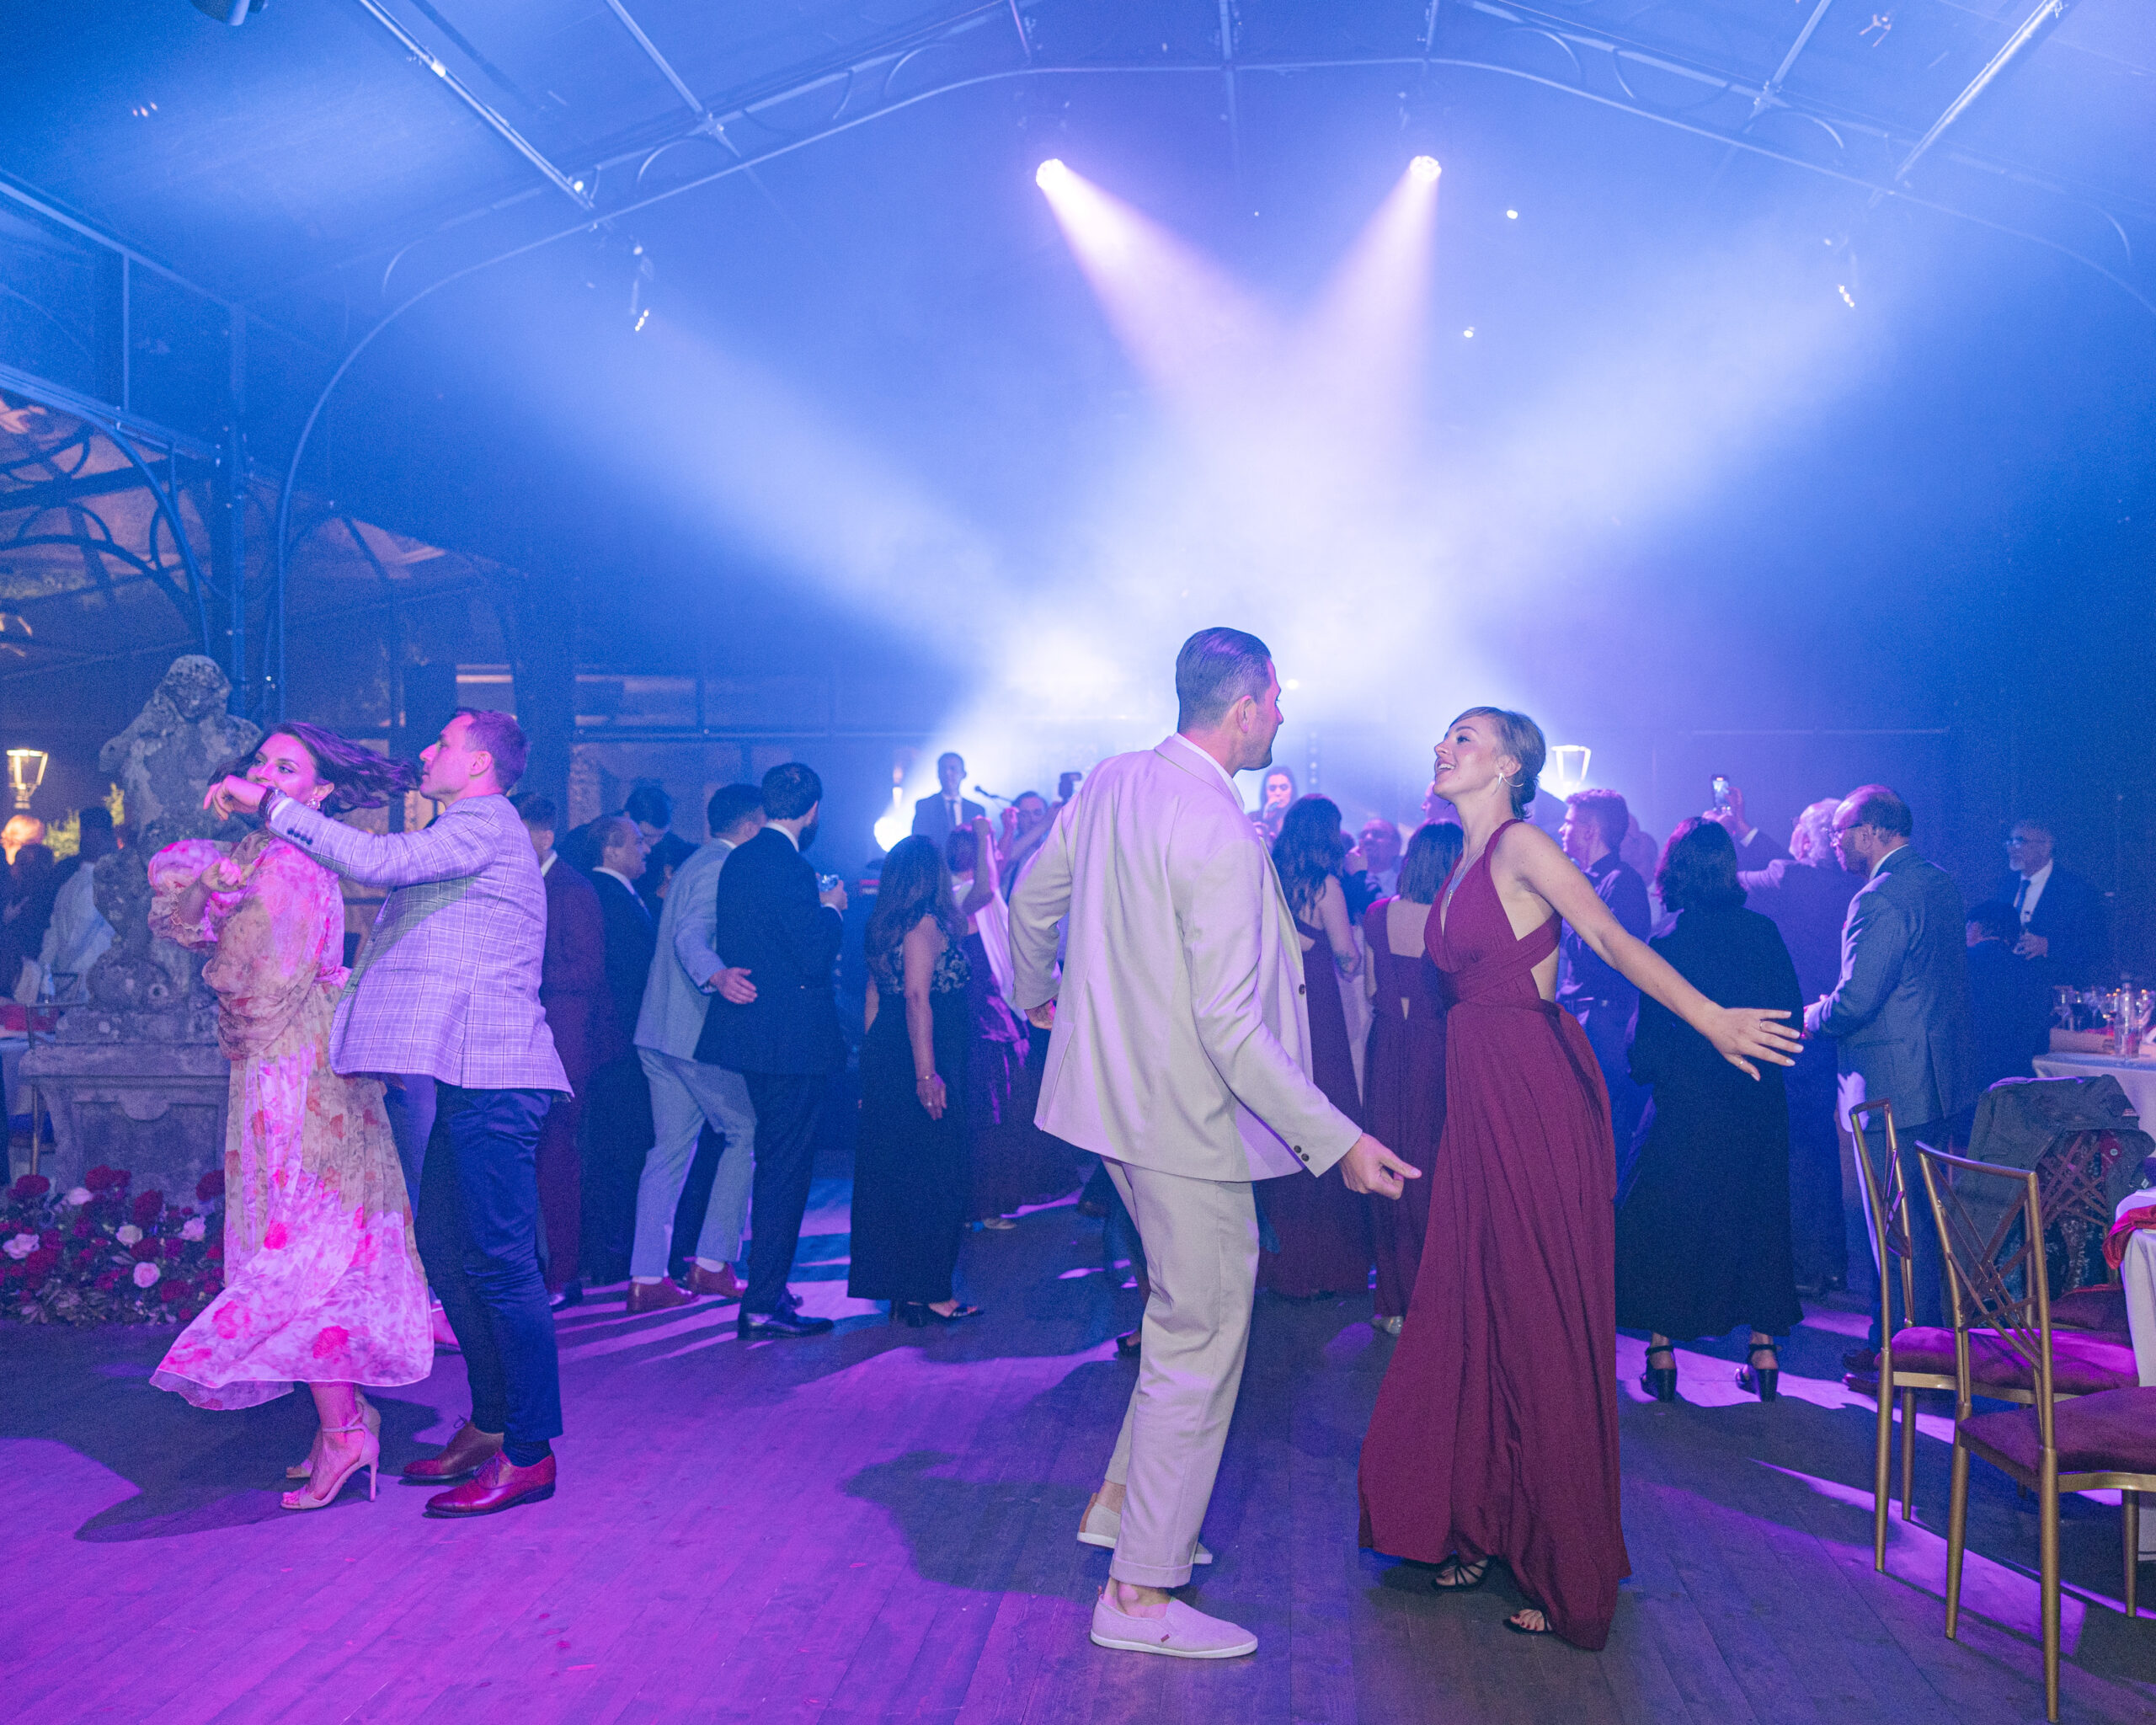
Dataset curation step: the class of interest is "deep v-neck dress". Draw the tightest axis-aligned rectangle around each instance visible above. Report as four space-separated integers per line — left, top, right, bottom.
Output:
1357 819 1630 1651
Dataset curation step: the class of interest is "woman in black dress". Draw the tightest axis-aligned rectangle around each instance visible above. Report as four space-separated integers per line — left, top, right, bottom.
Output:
848 836 982 1326
1615 818 1805 1400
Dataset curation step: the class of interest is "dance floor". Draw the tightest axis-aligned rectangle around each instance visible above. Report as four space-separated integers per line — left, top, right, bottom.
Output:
6 1164 2153 1723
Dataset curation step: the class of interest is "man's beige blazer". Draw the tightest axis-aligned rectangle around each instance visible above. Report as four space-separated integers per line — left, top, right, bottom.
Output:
1009 733 1361 1183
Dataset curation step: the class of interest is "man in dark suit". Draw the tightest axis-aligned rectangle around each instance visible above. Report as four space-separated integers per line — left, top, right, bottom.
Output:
581 814 656 1284
513 794 611 1306
696 761 849 1339
1556 789 1652 1184
627 782 696 921
1965 900 2052 1091
1734 795 1860 1294
1804 785 1977 1350
1999 820 2108 989
910 752 985 849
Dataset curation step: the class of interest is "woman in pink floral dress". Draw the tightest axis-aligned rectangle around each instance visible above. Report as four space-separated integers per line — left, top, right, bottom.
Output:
148 724 430 1510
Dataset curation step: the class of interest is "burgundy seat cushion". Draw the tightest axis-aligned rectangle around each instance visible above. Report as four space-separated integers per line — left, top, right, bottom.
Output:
2050 1284 2131 1337
1891 1326 2139 1397
1962 1388 2156 1476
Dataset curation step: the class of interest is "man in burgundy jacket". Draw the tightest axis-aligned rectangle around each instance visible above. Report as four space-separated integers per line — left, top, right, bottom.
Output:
514 794 613 1306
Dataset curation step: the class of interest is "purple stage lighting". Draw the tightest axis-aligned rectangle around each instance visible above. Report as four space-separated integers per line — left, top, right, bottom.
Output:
1035 158 1069 190
1410 155 1442 184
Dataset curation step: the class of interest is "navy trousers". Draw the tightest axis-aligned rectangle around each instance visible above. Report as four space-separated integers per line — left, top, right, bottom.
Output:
739 1071 825 1316
415 1085 563 1445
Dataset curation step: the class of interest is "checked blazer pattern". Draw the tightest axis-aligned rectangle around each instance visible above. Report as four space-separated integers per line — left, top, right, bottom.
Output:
265 792 568 1093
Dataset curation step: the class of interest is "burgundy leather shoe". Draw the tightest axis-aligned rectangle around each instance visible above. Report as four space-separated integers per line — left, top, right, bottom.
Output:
626 1277 697 1315
400 1419 504 1482
687 1263 745 1300
424 1450 556 1518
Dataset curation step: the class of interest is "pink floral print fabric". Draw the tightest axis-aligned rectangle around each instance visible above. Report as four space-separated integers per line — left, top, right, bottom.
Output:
146 832 430 1410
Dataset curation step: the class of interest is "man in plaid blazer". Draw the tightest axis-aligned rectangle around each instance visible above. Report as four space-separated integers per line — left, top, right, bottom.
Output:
211 708 568 1519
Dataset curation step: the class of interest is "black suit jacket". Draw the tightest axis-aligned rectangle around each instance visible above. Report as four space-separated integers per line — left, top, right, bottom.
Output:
1965 937 2052 1092
911 793 987 852
1739 856 1861 1003
694 827 846 1076
589 870 656 1048
1996 864 2107 988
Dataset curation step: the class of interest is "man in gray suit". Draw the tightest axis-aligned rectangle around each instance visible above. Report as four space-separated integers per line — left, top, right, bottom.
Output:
1803 784 1977 1346
624 782 766 1312
1012 627 1415 1660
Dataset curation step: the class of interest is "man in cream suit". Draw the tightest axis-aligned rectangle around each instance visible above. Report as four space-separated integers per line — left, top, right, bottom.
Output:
1011 627 1416 1660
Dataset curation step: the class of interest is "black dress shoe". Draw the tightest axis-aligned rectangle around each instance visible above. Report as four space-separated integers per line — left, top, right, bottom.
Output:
738 1307 835 1340
549 1280 583 1311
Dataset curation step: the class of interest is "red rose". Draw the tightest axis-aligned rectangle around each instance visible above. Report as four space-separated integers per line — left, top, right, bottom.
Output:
206 1241 224 1261
195 1169 225 1202
71 1220 92 1240
160 1281 186 1304
131 1239 160 1263
131 1190 165 1225
39 1230 59 1251
84 1166 129 1193
10 1174 49 1202
94 1272 119 1292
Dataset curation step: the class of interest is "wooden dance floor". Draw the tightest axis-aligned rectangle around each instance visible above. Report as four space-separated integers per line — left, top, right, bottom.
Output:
7 1166 2153 1723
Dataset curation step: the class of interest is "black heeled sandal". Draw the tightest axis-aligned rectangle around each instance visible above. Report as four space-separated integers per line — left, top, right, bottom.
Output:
1641 1345 1678 1403
1431 1554 1491 1593
891 1303 927 1327
1737 1343 1780 1402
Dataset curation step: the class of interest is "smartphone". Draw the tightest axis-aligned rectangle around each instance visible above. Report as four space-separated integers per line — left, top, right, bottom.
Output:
1710 775 1732 811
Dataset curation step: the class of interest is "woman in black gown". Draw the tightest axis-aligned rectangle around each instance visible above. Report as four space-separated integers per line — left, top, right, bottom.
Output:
1615 818 1804 1400
849 836 982 1326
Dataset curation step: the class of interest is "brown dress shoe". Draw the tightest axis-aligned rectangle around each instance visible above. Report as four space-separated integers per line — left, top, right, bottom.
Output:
686 1263 745 1300
625 1277 698 1315
401 1419 504 1482
424 1450 556 1518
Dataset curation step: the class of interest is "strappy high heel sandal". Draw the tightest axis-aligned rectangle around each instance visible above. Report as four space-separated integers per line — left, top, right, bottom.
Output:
1431 1554 1491 1593
288 1392 379 1481
1737 1343 1780 1402
1641 1345 1678 1403
280 1421 379 1511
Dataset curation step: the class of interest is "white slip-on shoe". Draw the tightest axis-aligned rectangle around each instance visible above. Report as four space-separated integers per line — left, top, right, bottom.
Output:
1090 1591 1257 1658
1075 1496 1212 1563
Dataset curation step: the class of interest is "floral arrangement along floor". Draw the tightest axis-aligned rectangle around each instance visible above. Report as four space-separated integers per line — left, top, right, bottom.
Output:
3 1165 223 1326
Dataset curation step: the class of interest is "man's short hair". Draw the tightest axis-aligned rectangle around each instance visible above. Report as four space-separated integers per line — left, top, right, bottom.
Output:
762 761 823 821
2009 818 2054 841
1175 627 1273 731
624 782 673 829
1566 788 1630 852
707 782 766 836
1967 900 2020 943
1842 783 1913 838
511 793 558 829
453 708 529 791
79 805 115 835
596 813 639 855
937 751 964 772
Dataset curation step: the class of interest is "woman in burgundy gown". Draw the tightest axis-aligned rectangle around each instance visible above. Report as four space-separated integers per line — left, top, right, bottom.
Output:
1358 708 1802 1648
1364 820 1463 1332
1258 795 1371 1299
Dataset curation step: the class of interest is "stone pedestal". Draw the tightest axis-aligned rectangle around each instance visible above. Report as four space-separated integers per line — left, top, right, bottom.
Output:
23 1033 230 1194
24 655 258 1191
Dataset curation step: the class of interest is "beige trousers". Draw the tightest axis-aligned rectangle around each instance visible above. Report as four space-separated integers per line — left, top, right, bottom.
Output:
1101 1157 1261 1588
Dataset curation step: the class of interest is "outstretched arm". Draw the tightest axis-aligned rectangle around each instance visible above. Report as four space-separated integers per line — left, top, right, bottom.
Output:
253 792 498 890
1008 800 1075 1014
1498 822 1801 1079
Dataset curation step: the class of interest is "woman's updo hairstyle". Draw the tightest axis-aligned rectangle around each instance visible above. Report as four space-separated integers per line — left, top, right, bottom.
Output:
1449 706 1546 820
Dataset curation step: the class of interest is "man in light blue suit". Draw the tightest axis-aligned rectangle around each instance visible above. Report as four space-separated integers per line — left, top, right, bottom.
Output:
1804 784 1977 1344
623 782 767 1313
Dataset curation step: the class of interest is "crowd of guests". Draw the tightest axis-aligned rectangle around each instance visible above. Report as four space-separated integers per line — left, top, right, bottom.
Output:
87 663 2109 1568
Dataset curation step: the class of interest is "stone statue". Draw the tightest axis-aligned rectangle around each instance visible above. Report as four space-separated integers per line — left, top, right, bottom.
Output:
25 657 260 1189
75 654 258 1033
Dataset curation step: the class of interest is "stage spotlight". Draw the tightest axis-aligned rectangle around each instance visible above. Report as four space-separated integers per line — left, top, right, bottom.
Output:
1036 158 1070 190
189 0 265 22
1409 155 1442 184
1506 210 1518 220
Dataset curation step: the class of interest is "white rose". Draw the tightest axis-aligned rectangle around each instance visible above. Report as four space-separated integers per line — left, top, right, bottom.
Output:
3 1232 36 1260
64 1188 92 1206
181 1216 206 1242
115 1224 142 1246
132 1261 161 1289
